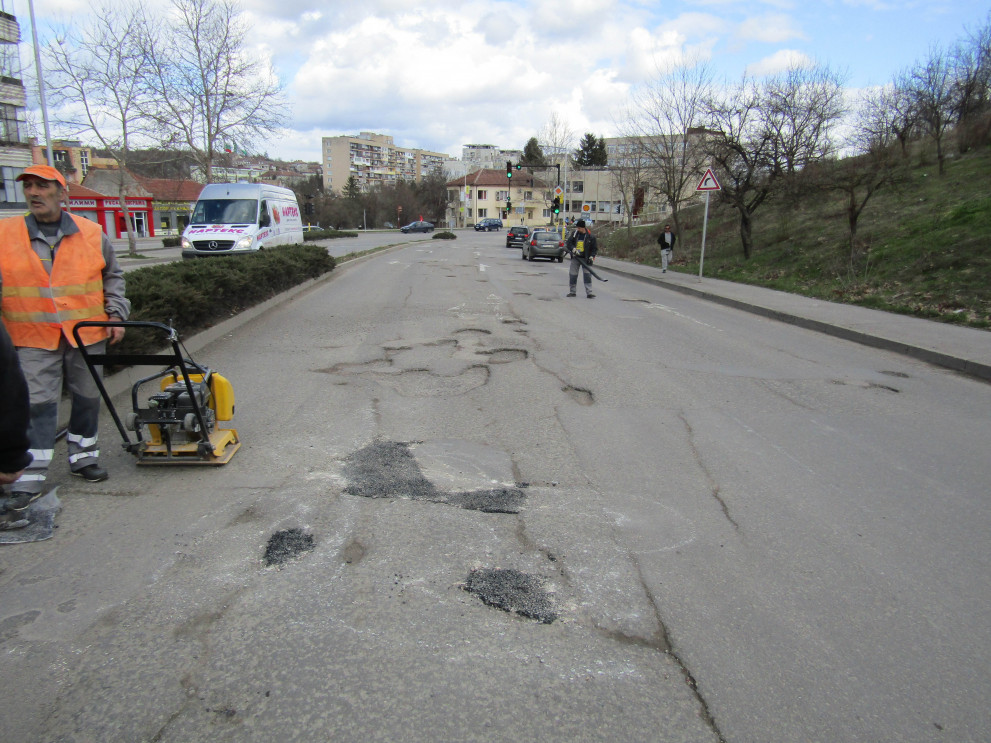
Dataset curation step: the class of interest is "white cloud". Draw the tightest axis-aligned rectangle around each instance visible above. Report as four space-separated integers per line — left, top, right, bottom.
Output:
745 49 813 76
736 13 806 44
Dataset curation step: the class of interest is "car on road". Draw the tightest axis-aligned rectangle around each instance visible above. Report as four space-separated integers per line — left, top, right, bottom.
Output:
505 226 532 248
474 218 503 232
400 220 434 233
522 229 566 262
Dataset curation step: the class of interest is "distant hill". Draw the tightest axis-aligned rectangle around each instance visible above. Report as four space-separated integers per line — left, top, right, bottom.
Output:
602 143 991 330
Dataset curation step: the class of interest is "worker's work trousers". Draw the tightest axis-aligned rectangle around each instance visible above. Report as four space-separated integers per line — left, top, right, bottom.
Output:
13 338 104 495
569 254 593 294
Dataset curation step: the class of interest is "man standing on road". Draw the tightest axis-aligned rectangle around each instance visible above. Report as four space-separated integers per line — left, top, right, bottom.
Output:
0 165 130 527
566 219 598 298
657 223 676 273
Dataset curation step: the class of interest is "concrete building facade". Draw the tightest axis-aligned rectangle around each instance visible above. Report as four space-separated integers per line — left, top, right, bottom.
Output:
0 6 33 219
322 132 448 194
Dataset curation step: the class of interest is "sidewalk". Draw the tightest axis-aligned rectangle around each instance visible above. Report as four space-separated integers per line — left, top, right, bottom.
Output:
595 257 991 382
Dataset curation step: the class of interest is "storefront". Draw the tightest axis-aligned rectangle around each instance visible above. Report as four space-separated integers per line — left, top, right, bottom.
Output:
67 184 155 238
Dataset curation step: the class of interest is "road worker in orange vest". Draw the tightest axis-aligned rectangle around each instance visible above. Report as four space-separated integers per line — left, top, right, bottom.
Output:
0 165 130 529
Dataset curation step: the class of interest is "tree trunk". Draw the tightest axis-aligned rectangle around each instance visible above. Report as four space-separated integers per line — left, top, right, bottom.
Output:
738 207 754 259
118 184 138 257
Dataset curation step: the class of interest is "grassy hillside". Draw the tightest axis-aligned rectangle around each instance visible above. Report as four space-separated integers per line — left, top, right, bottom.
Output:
601 144 991 330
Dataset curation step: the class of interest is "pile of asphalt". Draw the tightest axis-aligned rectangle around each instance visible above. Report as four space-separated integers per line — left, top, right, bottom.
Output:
343 441 526 513
264 528 315 566
463 567 557 624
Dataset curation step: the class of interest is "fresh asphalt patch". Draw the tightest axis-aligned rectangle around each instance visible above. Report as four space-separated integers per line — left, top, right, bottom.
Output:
463 567 558 624
264 528 315 566
342 440 526 513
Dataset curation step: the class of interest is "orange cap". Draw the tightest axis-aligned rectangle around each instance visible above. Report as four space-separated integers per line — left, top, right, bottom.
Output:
17 165 67 189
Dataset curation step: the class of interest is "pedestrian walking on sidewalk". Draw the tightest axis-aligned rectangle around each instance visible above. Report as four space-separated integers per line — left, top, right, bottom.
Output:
657 223 676 273
566 219 598 298
0 165 130 526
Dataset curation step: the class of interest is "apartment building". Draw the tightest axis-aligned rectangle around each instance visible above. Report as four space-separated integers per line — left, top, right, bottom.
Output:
0 6 32 218
462 144 522 171
322 132 448 194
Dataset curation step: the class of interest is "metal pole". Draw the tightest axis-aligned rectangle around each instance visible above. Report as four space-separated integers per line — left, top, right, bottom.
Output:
28 0 54 166
698 192 710 282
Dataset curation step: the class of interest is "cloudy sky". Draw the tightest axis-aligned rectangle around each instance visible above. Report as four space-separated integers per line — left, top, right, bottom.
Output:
30 0 989 162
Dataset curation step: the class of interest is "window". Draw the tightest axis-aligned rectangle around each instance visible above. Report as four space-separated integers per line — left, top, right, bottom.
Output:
79 149 90 177
477 190 487 200
524 191 532 201
0 167 24 205
0 104 25 143
572 181 583 193
477 208 487 218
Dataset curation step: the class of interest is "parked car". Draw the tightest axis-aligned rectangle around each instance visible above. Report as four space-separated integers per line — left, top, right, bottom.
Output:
302 224 322 232
474 218 503 232
522 229 566 262
506 226 532 248
383 221 395 229
400 220 434 233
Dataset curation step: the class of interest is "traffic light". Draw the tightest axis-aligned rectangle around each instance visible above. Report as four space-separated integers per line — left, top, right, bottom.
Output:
506 161 512 179
552 197 560 214
515 163 522 170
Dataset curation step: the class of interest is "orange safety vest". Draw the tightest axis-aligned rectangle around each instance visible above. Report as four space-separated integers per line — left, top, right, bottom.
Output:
0 214 110 349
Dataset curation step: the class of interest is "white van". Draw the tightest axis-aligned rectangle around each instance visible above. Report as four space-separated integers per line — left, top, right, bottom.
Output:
181 183 305 259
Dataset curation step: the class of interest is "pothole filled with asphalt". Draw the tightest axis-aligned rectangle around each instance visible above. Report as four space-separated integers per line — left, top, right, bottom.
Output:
463 568 557 624
342 441 526 513
264 528 315 566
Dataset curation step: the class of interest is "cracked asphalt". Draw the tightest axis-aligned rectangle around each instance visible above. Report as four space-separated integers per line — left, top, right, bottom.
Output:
1 232 989 742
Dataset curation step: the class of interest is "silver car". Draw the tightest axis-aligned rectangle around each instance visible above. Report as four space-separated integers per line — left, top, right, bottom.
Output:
522 229 566 262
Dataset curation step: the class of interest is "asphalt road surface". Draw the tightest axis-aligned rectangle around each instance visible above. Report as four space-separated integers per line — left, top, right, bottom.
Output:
2 231 989 742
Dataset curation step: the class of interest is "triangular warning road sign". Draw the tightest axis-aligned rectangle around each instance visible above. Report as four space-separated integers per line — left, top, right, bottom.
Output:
696 168 721 192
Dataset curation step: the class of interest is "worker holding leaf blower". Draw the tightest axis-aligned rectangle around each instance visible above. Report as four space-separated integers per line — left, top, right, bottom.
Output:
565 219 599 298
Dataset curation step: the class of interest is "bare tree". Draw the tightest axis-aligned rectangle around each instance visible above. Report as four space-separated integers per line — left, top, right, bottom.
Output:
703 77 773 259
952 13 991 151
143 0 288 182
703 64 846 258
538 113 576 163
45 1 154 255
822 87 906 258
910 45 956 175
888 70 922 158
628 59 713 234
762 63 847 194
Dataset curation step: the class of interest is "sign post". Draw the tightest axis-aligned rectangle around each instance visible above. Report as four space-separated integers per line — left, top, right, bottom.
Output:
695 168 721 281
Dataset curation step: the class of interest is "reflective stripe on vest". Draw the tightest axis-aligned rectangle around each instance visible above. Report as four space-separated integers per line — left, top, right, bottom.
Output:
0 215 109 349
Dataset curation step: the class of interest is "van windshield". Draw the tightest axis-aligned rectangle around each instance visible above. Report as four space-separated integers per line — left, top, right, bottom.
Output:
191 199 258 225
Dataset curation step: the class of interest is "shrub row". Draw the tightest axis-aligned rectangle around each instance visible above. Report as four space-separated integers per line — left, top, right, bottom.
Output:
114 243 335 356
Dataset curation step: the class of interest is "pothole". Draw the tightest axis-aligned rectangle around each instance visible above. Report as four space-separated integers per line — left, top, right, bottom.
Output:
479 348 528 363
563 385 594 405
463 568 557 624
264 528 315 566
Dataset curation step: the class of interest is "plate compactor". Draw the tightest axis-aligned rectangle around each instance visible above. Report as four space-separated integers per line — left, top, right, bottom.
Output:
73 320 240 465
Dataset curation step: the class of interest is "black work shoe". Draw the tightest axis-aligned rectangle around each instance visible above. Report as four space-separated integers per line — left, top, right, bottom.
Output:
0 493 36 530
6 492 41 512
71 464 109 482
566 291 576 297
586 293 595 298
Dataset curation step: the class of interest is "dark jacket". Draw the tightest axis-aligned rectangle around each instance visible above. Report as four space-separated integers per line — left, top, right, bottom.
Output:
0 321 32 475
566 230 598 260
657 230 676 250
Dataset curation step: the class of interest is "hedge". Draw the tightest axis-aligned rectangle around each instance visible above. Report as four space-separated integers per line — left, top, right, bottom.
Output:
113 243 335 356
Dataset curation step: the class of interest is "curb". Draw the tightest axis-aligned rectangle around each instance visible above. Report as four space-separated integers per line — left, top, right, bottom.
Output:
598 264 991 382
